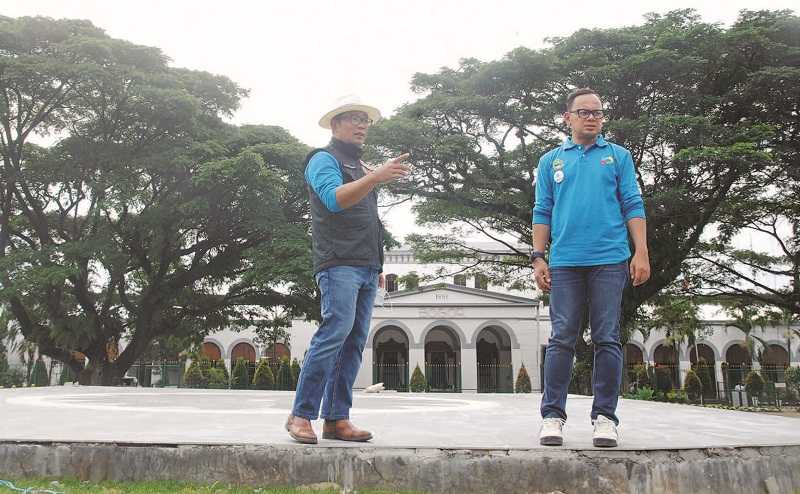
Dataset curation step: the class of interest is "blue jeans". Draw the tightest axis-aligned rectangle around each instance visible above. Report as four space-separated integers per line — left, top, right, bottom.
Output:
292 265 379 420
541 261 628 425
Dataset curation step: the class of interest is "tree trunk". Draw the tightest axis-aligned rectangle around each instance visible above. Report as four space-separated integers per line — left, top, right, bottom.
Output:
78 360 122 386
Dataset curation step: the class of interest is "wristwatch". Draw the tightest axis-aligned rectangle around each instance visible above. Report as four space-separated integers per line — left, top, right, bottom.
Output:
529 251 547 263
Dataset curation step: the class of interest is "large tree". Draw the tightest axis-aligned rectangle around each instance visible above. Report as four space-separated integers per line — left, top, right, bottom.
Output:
366 9 799 336
0 17 316 384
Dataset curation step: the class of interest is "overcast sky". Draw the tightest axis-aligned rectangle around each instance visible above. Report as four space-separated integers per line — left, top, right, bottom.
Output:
5 0 797 243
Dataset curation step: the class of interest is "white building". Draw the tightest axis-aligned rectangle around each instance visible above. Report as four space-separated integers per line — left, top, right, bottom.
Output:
200 245 799 394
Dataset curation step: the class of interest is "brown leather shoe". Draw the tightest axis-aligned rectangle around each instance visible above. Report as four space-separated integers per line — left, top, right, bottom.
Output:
322 419 373 442
286 414 317 444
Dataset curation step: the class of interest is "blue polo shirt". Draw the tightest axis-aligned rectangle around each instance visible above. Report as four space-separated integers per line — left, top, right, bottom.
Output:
533 136 645 267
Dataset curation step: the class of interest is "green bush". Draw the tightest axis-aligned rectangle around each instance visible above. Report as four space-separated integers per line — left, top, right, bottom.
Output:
514 364 532 393
785 366 800 396
744 370 765 398
569 360 592 395
207 367 229 388
777 386 797 404
0 366 25 387
409 364 426 392
252 360 274 390
0 351 9 386
231 358 250 389
631 364 649 389
183 361 204 388
276 359 292 390
290 358 301 390
628 386 655 401
30 359 49 387
666 390 688 404
59 365 76 385
684 369 702 401
653 367 674 393
214 360 230 383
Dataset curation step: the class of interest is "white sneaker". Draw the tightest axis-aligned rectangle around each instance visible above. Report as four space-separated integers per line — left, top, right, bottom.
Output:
592 415 618 447
539 417 565 446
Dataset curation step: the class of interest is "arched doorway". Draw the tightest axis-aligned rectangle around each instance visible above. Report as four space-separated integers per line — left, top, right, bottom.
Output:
689 343 717 397
725 343 751 387
201 341 222 361
653 344 680 391
624 343 645 390
761 344 789 383
265 343 290 362
231 341 257 379
372 326 409 391
424 326 461 392
476 326 513 393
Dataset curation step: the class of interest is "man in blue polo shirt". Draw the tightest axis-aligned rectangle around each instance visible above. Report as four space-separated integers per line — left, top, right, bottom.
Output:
285 96 410 444
532 88 650 448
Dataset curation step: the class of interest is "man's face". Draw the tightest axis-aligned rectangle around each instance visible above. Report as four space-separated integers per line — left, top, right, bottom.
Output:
564 94 604 141
331 111 371 146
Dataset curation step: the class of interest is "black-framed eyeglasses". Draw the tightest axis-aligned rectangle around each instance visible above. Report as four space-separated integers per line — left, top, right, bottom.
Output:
339 113 374 127
569 109 605 120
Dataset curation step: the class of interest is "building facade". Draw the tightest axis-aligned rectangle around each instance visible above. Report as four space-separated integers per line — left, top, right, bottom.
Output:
199 246 799 393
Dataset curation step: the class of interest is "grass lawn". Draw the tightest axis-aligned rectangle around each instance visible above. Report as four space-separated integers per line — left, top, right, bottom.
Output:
0 478 418 494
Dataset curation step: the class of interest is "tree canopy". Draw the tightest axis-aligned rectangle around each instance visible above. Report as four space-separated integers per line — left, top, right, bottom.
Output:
0 16 316 384
366 9 800 332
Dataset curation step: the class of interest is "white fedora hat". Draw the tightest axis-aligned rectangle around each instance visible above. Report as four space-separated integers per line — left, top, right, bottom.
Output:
318 94 382 129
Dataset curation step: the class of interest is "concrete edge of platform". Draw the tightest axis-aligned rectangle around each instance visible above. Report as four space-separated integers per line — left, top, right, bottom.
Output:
1 441 799 494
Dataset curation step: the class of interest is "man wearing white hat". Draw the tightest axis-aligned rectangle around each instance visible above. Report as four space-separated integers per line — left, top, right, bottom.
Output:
286 96 410 444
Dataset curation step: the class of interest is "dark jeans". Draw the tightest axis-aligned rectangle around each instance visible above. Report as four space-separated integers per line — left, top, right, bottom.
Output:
541 261 628 424
292 265 379 420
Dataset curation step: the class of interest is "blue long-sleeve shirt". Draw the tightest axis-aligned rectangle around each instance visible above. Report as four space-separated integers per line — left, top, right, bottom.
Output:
305 151 343 212
533 136 645 267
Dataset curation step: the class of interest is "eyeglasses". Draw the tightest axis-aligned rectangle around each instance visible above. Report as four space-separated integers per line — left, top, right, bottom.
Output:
569 109 605 120
338 113 374 127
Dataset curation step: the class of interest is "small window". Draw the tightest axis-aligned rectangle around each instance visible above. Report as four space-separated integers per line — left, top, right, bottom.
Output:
453 274 467 286
474 274 488 290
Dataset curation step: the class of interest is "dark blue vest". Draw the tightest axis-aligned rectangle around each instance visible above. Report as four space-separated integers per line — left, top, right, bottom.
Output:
305 139 384 274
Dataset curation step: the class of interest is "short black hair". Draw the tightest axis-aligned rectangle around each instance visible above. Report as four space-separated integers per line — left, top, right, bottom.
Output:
565 88 600 111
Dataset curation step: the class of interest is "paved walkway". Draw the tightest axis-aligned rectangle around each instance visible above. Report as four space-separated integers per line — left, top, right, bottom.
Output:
2 386 798 450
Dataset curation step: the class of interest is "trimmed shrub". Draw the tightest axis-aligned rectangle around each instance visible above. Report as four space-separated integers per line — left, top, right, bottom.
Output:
252 360 275 390
785 366 800 396
514 364 532 393
290 358 301 390
276 359 292 390
653 367 674 393
59 365 76 385
231 358 250 389
184 361 204 388
30 359 49 387
409 364 426 392
569 360 591 395
214 360 230 383
631 386 655 401
684 369 702 401
631 364 649 389
207 367 228 388
744 371 765 398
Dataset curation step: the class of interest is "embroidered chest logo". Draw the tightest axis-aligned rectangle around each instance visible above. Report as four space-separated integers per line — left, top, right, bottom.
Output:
600 156 615 166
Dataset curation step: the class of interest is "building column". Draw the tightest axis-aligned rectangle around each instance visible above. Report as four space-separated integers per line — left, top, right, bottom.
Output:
461 347 477 393
679 359 691 388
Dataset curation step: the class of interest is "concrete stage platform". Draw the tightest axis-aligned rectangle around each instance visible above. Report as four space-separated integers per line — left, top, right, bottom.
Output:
1 386 798 493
